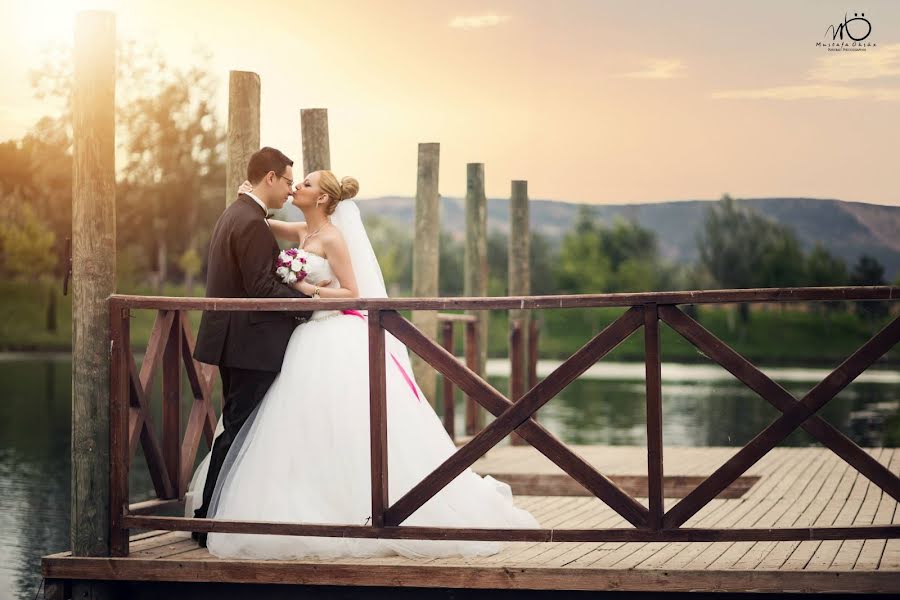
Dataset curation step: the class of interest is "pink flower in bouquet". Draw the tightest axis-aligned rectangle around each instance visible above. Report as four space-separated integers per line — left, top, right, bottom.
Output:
275 247 310 285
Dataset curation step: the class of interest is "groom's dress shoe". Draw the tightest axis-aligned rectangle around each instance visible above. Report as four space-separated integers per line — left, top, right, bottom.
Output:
192 531 208 548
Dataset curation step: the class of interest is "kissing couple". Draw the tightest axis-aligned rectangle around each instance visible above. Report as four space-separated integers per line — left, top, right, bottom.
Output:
188 146 538 560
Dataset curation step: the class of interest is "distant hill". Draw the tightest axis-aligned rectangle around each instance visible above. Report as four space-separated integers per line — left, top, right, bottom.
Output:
280 196 900 280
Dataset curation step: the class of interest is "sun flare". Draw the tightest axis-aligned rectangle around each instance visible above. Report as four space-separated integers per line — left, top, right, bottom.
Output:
15 0 124 48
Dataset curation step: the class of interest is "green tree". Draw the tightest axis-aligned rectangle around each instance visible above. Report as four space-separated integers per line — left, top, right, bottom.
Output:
603 218 659 292
117 59 224 291
614 257 657 292
529 231 558 295
364 215 413 296
805 242 849 314
758 224 805 288
439 231 465 296
850 255 889 321
601 217 657 272
0 202 58 331
558 206 612 293
29 41 225 292
178 247 202 296
486 232 508 296
697 194 805 322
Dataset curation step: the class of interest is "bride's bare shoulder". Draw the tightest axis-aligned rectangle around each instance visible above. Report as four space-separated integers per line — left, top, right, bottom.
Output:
319 225 347 254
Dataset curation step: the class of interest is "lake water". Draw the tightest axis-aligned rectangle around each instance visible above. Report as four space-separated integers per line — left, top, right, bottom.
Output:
1 354 898 599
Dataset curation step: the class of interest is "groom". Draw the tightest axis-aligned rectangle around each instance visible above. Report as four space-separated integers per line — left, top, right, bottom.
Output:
192 146 312 546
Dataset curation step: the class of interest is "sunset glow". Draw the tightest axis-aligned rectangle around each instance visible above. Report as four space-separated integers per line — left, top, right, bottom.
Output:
0 0 898 205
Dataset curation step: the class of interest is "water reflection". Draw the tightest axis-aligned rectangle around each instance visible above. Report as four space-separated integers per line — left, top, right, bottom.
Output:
0 356 213 600
0 354 897 599
479 373 897 448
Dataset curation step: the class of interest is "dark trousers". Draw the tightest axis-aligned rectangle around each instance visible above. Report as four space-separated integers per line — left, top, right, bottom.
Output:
194 365 277 519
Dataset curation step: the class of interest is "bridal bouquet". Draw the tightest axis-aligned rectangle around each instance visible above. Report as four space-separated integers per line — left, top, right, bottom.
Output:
275 248 309 285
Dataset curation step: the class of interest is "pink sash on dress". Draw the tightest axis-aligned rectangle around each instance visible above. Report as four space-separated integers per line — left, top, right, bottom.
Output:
341 309 422 402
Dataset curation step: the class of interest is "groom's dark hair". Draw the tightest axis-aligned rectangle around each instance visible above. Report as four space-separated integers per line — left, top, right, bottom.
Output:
247 147 293 184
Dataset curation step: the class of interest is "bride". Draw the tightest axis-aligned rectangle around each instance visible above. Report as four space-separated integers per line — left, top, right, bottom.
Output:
185 169 539 559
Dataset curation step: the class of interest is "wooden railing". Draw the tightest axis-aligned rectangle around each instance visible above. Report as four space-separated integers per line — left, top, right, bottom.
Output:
436 313 539 442
435 312 480 441
108 287 900 556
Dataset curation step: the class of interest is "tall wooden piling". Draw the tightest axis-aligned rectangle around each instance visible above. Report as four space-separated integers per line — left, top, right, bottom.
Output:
226 71 260 207
464 163 488 432
509 180 531 444
300 108 331 175
411 143 440 405
72 8 116 566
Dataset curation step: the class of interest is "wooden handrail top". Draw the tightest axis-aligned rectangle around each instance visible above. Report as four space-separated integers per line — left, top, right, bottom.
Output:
109 286 899 312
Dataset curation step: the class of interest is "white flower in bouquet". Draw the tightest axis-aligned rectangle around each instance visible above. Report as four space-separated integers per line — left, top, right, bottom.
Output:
275 247 310 285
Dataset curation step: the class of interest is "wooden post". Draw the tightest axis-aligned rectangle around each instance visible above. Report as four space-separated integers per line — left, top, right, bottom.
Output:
109 303 130 557
644 303 664 529
464 320 480 436
509 319 526 445
226 71 260 207
411 143 440 405
368 311 388 527
440 321 456 440
300 108 330 175
464 163 488 430
162 311 182 498
72 10 116 559
528 317 539 389
509 179 531 445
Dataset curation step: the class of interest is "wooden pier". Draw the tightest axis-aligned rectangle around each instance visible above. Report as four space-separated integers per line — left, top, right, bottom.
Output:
44 446 899 594
44 287 900 598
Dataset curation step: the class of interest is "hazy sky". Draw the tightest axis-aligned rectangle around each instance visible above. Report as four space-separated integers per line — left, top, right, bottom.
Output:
1 0 898 205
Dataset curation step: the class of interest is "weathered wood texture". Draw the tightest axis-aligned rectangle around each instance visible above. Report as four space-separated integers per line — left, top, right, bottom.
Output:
109 306 129 557
100 292 898 580
644 303 664 529
72 9 116 558
440 321 455 439
664 313 900 528
299 108 330 175
109 286 900 312
484 472 759 499
508 319 525 445
508 180 531 439
464 163 489 431
464 320 480 436
411 142 441 405
226 71 260 207
368 311 389 527
381 309 649 528
45 449 900 594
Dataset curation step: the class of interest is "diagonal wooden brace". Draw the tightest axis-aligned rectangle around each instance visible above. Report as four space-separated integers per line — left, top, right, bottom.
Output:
664 314 900 528
660 305 900 504
382 307 648 528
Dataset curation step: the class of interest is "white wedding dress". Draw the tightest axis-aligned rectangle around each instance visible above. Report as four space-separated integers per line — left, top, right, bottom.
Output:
185 202 539 560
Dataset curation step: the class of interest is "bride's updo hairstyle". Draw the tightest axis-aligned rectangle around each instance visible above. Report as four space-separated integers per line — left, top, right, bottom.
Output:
317 170 359 216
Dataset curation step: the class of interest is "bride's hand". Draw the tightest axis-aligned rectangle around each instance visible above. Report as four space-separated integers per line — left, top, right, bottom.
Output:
238 180 252 195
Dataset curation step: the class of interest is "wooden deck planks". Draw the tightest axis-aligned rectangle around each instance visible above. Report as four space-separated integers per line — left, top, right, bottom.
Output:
43 446 900 594
659 447 805 570
855 448 899 570
780 450 857 570
829 448 890 570
725 444 838 570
